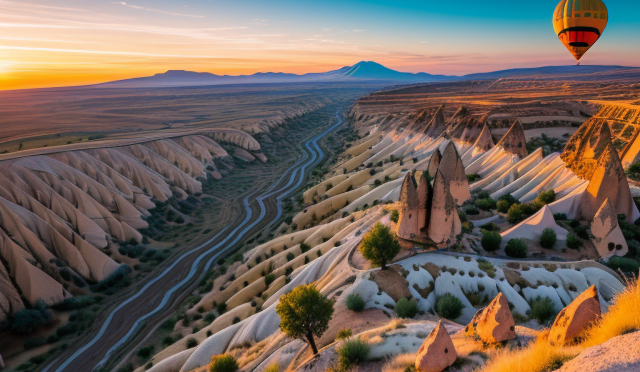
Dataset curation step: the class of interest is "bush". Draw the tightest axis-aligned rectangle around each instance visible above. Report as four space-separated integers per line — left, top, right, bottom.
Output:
286 252 295 261
606 256 640 275
507 203 527 224
358 223 401 269
162 336 174 346
336 328 353 340
540 228 557 249
395 298 418 318
535 190 556 205
216 302 227 314
137 345 155 359
300 243 311 253
566 235 583 250
530 296 556 324
476 198 497 211
435 293 464 320
10 302 51 333
505 239 528 258
497 200 514 214
480 222 500 232
467 174 481 182
465 206 480 215
264 363 280 372
346 293 365 312
481 230 502 252
264 273 276 286
186 338 198 348
390 210 400 223
209 354 238 372
337 338 370 370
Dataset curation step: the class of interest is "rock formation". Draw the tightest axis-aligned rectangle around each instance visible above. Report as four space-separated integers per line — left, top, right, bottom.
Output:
396 173 425 242
562 121 613 180
473 123 495 152
496 120 528 158
415 320 457 372
590 199 628 259
501 205 568 244
424 105 447 138
548 285 601 346
580 143 638 223
427 149 442 179
417 176 432 235
473 293 516 343
428 171 462 247
439 142 471 205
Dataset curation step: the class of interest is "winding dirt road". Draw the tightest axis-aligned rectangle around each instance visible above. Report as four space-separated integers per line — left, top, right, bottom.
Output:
42 112 345 372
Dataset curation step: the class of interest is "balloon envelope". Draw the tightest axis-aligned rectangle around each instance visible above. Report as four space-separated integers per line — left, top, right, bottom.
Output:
553 0 608 61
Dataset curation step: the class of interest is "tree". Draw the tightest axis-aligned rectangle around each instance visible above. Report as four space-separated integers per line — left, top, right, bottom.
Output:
481 230 502 252
276 284 334 355
358 223 401 270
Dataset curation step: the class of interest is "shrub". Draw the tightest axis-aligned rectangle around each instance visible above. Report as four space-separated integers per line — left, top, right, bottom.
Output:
539 228 557 249
476 198 497 211
276 284 334 355
337 338 370 370
300 243 311 253
336 328 353 340
209 354 238 372
395 298 418 318
346 293 366 312
467 174 481 182
606 256 640 275
465 206 480 215
216 302 227 314
186 338 198 348
535 190 556 205
566 235 583 250
390 210 400 223
505 239 528 258
435 293 464 320
530 296 556 324
507 203 527 224
481 231 502 252
553 213 567 221
162 336 174 346
358 223 401 269
264 273 276 286
286 252 295 261
137 345 155 359
264 363 280 372
481 222 500 232
10 302 51 333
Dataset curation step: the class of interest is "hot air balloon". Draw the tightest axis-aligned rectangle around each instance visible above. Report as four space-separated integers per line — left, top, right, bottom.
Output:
553 0 608 62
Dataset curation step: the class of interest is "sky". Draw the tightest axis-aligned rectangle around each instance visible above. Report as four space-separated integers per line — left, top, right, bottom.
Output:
1 0 639 90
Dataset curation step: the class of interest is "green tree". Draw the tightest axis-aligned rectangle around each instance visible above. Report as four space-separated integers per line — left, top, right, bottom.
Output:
481 230 502 252
276 284 334 355
358 223 401 270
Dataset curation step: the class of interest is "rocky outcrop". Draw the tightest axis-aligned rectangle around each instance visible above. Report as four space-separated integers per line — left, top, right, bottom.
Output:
428 171 462 247
415 320 457 372
496 120 528 158
473 293 516 343
556 329 640 372
562 121 613 180
417 177 432 234
427 149 441 179
397 173 426 242
439 142 471 205
548 285 601 346
424 105 447 139
500 205 568 244
580 144 638 223
591 199 628 258
473 123 495 152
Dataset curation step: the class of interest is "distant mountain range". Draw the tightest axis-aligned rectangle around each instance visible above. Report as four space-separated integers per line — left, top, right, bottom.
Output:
96 61 640 88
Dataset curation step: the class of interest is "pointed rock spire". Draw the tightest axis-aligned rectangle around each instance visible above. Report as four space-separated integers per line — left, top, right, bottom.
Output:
424 105 446 138
438 142 471 205
590 199 628 258
562 121 614 179
428 170 462 247
397 173 424 241
427 149 442 179
474 293 516 343
496 120 528 158
580 143 638 223
548 285 601 346
473 123 495 152
415 320 457 372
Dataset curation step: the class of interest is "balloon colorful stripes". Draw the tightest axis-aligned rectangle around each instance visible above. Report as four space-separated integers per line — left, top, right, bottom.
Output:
553 0 608 61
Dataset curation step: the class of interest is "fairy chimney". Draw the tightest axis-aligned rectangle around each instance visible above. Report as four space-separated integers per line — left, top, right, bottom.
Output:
590 199 628 258
548 285 601 346
415 320 457 372
438 142 471 205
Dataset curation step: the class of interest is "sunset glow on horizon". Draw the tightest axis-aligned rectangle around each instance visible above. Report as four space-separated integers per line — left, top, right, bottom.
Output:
1 0 639 91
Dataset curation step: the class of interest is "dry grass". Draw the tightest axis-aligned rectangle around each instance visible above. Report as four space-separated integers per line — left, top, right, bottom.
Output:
479 277 640 372
582 277 640 348
479 332 579 372
381 353 416 372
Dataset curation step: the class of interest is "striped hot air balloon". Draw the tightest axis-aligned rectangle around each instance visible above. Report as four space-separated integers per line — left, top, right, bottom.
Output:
553 0 608 62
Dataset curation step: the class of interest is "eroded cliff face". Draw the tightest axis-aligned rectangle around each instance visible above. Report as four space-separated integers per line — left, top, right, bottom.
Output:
562 103 640 178
0 132 266 321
